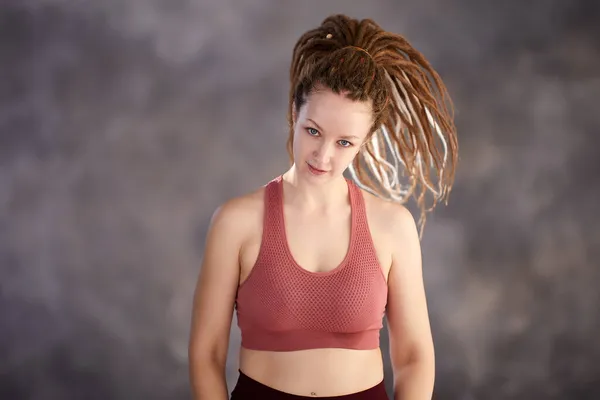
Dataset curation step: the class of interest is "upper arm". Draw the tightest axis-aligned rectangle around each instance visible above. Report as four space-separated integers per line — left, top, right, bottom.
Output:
385 205 434 370
188 199 247 366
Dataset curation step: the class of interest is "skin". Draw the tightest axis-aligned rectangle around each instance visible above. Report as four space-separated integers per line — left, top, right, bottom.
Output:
188 87 435 399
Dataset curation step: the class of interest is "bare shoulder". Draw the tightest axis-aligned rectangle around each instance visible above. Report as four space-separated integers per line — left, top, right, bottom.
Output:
209 184 265 235
359 188 419 278
360 189 417 238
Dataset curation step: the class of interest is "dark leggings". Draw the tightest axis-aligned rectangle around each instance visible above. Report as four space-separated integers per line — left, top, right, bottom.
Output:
230 370 389 399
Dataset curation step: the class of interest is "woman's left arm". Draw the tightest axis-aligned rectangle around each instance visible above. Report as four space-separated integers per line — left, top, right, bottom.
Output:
386 205 436 400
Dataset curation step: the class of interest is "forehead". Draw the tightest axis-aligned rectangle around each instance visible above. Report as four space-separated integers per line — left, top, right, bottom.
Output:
300 89 373 136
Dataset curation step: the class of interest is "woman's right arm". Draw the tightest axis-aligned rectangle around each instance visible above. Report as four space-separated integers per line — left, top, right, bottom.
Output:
188 201 245 399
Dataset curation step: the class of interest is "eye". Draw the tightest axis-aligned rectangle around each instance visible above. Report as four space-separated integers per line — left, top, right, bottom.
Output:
338 140 353 148
307 127 319 136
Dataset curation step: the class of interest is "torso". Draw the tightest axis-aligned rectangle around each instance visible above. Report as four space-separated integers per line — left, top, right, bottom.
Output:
234 178 397 397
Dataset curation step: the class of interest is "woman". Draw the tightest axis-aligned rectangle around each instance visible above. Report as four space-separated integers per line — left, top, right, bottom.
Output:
189 14 458 400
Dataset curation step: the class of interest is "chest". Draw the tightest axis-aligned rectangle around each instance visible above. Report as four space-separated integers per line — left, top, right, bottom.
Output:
238 189 394 285
283 208 352 273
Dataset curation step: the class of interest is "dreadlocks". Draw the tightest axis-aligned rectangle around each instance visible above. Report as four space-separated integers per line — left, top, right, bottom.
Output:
287 14 458 236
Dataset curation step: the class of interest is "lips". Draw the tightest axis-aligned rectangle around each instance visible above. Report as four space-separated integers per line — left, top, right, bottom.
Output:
307 162 328 175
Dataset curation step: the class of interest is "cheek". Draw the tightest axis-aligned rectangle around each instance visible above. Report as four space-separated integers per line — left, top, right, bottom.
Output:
344 148 361 165
333 148 361 169
292 129 310 156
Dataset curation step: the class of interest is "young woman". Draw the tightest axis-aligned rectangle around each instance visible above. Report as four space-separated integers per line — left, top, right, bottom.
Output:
189 14 458 400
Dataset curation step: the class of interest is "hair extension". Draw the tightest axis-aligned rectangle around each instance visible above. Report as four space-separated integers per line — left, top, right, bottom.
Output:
287 14 458 236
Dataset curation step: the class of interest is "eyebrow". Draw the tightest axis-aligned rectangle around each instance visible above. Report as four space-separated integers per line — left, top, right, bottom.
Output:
307 118 360 140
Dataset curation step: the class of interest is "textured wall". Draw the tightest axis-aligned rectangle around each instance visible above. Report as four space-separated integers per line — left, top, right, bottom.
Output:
1 1 599 399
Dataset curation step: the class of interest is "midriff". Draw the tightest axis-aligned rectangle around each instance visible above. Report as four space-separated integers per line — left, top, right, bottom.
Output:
238 346 385 397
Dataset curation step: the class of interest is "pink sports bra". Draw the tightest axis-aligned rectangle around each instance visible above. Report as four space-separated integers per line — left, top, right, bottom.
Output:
234 176 388 351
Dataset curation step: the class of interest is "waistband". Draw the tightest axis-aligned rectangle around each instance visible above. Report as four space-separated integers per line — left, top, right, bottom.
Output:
230 370 388 399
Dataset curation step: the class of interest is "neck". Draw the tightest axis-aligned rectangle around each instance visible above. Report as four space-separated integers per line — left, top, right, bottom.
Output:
281 164 349 212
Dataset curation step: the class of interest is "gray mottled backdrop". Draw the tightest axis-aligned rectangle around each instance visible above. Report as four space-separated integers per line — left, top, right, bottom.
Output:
1 0 599 399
